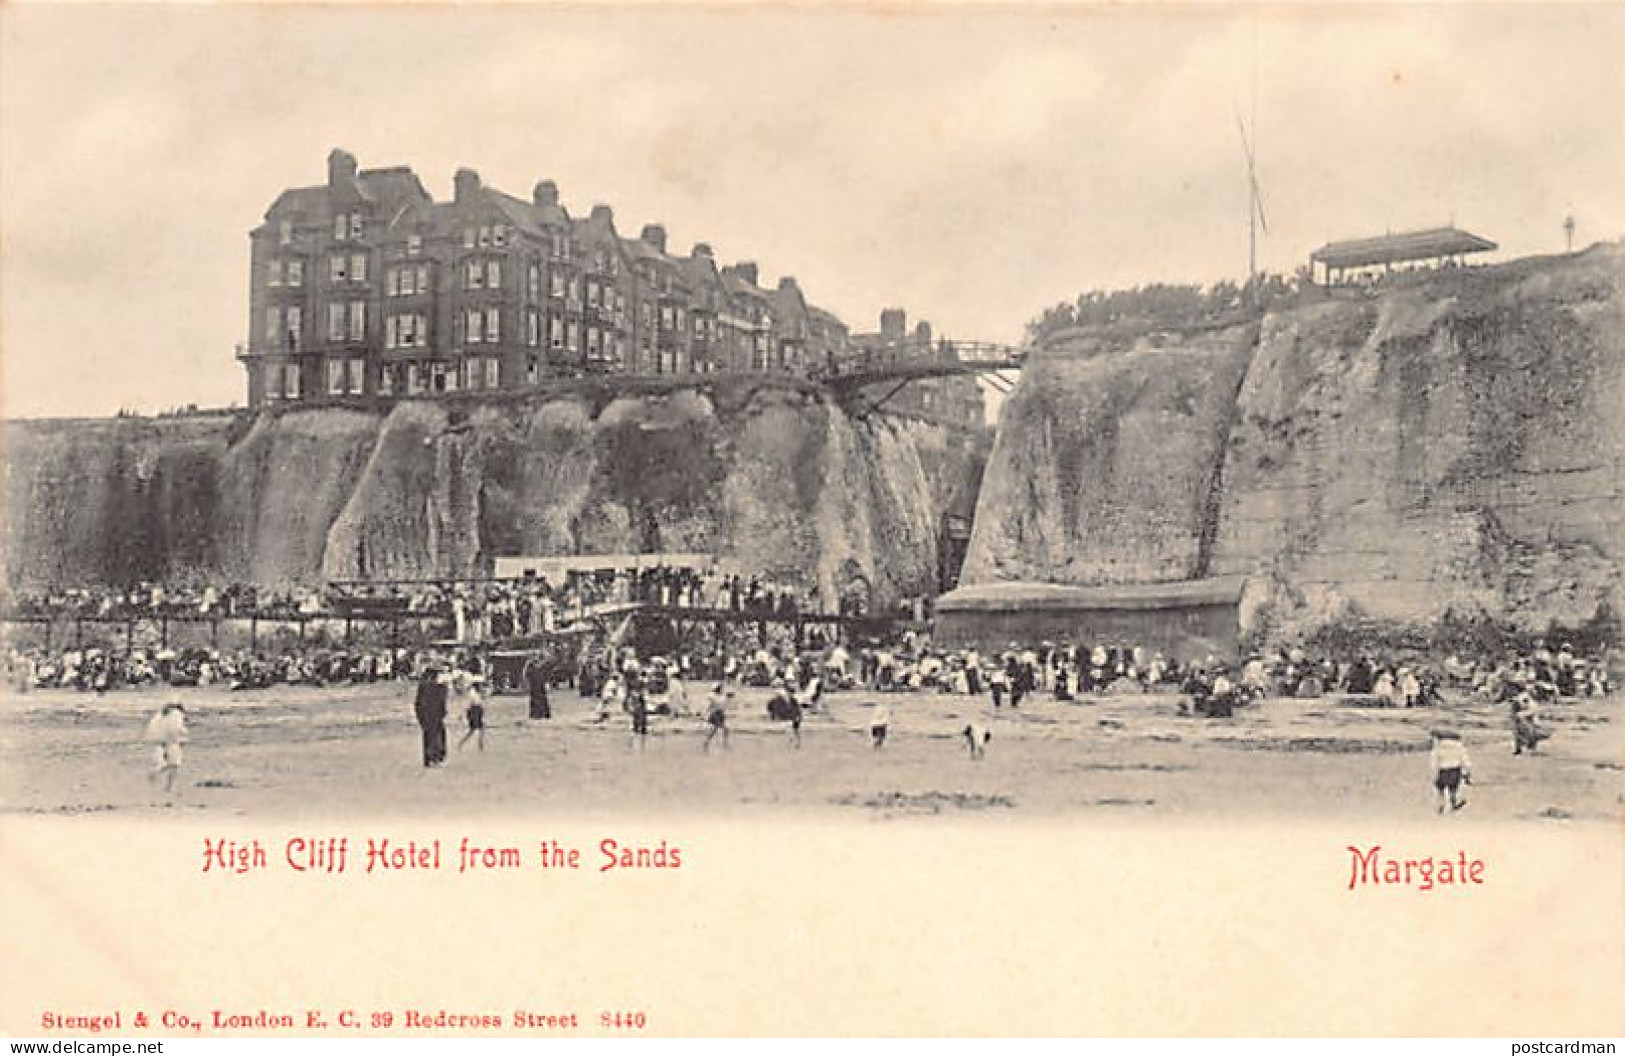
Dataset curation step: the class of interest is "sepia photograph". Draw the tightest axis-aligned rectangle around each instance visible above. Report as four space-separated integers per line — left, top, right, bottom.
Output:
1 1 1622 1039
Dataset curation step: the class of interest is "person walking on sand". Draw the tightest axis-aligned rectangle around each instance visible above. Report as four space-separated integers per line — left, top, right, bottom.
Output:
702 683 731 753
456 671 487 752
870 702 891 750
413 664 449 767
522 654 552 720
144 700 188 797
1429 729 1471 813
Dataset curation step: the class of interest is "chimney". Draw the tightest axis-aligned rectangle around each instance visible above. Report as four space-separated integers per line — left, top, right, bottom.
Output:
735 261 759 286
590 204 614 226
454 168 482 204
880 308 907 341
691 242 714 260
533 180 559 207
778 276 800 293
640 224 667 253
327 148 358 187
915 320 933 346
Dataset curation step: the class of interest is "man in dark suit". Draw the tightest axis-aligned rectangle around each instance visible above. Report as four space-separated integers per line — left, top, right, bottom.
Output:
414 664 449 767
523 654 552 719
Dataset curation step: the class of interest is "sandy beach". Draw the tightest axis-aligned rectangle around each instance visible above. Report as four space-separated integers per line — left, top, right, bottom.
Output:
3 681 1619 823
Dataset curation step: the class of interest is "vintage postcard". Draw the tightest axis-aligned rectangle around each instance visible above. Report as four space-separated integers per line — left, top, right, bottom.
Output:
2 1 1622 1039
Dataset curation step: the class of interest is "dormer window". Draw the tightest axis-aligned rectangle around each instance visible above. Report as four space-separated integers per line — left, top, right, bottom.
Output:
349 213 364 239
287 260 304 287
268 259 284 287
279 220 293 245
478 225 491 248
493 225 508 248
408 234 422 256
334 215 348 241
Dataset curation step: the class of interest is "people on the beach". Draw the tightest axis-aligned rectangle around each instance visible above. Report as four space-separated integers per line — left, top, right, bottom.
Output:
413 665 449 767
144 699 188 796
870 703 890 750
702 683 731 753
1429 729 1471 813
456 670 487 753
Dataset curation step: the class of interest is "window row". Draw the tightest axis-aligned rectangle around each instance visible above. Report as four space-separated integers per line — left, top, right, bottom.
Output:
264 305 303 346
327 301 368 342
388 264 432 297
329 253 369 284
326 357 366 396
377 358 502 397
333 212 365 242
266 258 305 288
385 312 430 350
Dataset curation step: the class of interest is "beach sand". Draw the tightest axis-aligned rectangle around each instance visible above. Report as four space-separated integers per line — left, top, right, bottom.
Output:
3 681 1619 822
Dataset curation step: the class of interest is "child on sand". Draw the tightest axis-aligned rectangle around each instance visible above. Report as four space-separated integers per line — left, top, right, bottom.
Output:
702 684 731 753
870 703 890 750
1429 729 1471 813
456 673 487 752
144 700 188 797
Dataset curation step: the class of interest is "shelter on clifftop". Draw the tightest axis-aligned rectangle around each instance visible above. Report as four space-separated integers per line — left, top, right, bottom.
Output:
933 577 1246 661
1310 226 1497 286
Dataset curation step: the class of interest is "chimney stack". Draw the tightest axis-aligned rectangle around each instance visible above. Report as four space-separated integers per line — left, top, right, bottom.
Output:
590 204 614 226
641 224 668 253
778 276 800 294
533 180 559 208
880 308 907 341
691 243 714 260
734 261 759 286
454 168 482 204
327 148 358 187
915 321 933 346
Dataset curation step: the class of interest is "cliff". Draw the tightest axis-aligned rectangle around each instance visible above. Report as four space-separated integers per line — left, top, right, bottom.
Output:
2 386 983 610
963 244 1625 639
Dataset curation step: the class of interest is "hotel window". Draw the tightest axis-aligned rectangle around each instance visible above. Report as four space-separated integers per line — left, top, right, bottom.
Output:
279 220 293 245
327 359 346 395
347 357 365 394
463 228 476 249
527 309 540 347
386 315 399 350
334 215 348 241
485 308 500 343
486 260 501 290
379 366 395 396
466 261 484 290
478 226 491 248
526 356 539 385
415 264 429 294
287 260 303 287
348 301 366 342
587 282 601 308
328 303 346 341
493 225 508 248
268 259 283 287
266 306 282 342
567 277 580 304
284 363 302 399
528 264 540 301
330 255 348 283
287 306 302 344
408 234 422 256
675 307 686 331
349 213 363 239
586 328 601 358
566 321 579 351
407 363 423 396
351 253 367 283
550 316 563 350
465 308 483 344
549 271 564 297
387 268 400 298
415 313 428 347
484 357 500 389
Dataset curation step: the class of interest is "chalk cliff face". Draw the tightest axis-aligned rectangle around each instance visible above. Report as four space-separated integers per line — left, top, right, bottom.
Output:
964 245 1625 637
2 386 977 611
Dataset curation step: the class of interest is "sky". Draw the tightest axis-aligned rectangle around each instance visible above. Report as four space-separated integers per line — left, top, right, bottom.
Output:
2 2 1622 419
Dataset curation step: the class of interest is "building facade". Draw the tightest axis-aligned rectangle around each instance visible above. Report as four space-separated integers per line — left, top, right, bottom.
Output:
240 149 983 430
